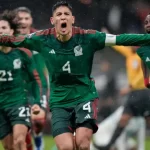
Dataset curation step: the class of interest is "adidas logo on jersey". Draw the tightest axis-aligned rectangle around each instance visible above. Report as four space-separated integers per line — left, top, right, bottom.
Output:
49 49 55 54
146 57 150 62
84 114 91 119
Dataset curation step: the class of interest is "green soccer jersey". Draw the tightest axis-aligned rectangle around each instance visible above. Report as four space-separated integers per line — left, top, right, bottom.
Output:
25 51 49 108
32 51 49 90
1 27 150 108
0 48 42 109
136 46 150 68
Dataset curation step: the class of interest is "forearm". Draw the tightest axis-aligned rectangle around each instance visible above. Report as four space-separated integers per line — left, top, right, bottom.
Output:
0 35 26 47
31 70 42 105
105 34 150 46
0 34 41 51
116 34 150 46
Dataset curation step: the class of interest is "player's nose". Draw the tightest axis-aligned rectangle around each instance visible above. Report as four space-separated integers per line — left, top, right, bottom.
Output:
20 20 26 25
60 14 66 20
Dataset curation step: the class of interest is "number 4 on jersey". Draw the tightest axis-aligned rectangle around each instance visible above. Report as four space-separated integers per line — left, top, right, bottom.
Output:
62 61 71 73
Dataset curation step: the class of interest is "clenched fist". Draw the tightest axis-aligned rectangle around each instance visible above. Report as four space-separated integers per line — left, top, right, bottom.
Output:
31 104 41 115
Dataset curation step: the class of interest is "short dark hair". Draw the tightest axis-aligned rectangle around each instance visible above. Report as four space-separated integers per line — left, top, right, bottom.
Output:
52 1 72 14
0 10 18 31
14 7 31 15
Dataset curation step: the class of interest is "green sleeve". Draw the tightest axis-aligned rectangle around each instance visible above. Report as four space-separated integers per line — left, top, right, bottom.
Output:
88 31 106 51
136 47 143 58
32 51 49 108
0 31 43 52
22 49 42 106
116 34 150 46
93 33 150 47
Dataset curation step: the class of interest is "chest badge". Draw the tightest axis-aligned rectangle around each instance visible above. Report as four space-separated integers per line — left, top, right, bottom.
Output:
74 45 83 56
13 58 21 69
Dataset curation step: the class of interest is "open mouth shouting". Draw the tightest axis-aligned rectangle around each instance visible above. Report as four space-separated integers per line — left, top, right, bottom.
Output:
60 22 68 34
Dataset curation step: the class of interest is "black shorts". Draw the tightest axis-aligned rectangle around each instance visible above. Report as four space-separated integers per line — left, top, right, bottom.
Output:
51 99 99 137
123 89 150 117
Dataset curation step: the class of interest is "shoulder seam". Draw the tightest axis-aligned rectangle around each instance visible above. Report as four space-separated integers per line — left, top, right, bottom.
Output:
18 48 32 57
35 28 55 36
73 27 96 35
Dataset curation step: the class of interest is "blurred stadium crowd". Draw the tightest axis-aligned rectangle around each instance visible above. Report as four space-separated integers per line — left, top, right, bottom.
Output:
1 0 150 32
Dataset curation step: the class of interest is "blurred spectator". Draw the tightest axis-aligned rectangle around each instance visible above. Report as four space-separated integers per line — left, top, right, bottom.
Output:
79 0 92 5
98 60 118 122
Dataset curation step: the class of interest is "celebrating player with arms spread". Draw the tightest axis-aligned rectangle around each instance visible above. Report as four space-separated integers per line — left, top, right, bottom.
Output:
0 11 42 150
2 1 150 150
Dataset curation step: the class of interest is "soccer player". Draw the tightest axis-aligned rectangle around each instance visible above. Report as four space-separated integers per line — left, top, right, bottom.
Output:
13 7 49 150
0 10 41 150
2 1 150 150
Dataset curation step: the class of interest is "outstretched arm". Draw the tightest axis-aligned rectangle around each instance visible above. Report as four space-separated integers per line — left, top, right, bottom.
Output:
93 32 150 51
0 31 43 52
101 27 133 57
105 33 150 46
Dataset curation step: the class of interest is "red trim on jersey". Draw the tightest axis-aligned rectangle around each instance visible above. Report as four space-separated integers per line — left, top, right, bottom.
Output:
68 126 73 132
30 28 37 33
32 27 96 38
18 48 32 57
35 29 49 36
72 27 96 36
33 70 42 97
0 35 25 43
35 28 56 36
92 98 98 120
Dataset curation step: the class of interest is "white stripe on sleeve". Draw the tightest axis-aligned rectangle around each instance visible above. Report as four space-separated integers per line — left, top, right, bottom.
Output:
105 34 116 46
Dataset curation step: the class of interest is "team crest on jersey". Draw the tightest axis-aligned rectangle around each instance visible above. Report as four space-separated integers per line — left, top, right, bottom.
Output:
74 45 83 56
13 59 21 69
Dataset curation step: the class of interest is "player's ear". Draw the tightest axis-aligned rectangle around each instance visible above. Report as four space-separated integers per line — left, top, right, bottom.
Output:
50 17 54 25
72 16 75 24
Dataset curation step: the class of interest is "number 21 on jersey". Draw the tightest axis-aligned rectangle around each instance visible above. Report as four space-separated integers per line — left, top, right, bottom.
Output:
62 61 71 73
0 70 13 81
